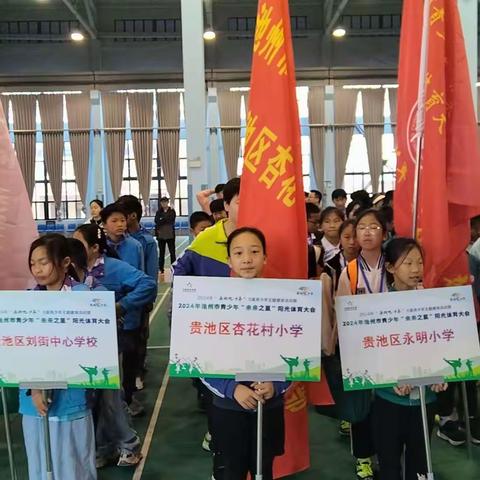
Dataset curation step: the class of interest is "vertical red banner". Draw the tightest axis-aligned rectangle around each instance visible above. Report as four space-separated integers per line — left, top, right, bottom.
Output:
237 0 310 477
395 0 480 287
238 0 307 280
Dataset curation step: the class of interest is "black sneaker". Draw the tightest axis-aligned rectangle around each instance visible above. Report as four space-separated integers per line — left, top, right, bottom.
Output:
437 420 466 446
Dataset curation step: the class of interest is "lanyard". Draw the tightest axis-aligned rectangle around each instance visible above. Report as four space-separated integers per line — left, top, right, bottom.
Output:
359 256 385 294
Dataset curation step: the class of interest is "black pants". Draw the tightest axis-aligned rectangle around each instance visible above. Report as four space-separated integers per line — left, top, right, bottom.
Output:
436 381 478 418
211 404 285 480
372 396 435 480
136 310 150 378
351 412 375 459
158 237 176 272
118 328 140 404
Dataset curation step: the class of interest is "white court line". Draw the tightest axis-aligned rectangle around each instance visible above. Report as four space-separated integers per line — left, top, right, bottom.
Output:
149 288 171 326
146 345 170 350
164 236 189 262
133 236 188 478
132 368 170 480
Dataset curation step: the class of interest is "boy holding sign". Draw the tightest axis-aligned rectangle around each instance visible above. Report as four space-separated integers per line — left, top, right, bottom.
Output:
202 227 289 480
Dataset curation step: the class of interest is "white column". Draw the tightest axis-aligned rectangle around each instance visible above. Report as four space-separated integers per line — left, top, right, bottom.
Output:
206 87 227 185
323 85 336 206
85 90 113 208
458 0 478 116
181 0 208 213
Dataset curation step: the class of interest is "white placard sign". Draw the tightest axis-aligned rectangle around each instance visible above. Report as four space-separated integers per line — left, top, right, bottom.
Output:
169 276 322 381
336 286 480 391
0 291 119 389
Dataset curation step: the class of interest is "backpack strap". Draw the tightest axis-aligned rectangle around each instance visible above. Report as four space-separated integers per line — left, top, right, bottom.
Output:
346 258 358 295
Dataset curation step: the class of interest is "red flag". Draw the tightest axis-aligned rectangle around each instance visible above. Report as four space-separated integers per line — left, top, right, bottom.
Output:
0 101 37 290
394 0 480 287
238 0 332 477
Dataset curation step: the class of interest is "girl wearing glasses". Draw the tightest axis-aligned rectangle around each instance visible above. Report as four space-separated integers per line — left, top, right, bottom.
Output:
336 209 388 480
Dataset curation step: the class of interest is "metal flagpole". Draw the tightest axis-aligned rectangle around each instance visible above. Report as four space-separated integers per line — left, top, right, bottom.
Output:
418 386 435 480
42 390 54 480
1 388 17 480
461 382 473 459
399 376 442 479
412 0 431 237
255 400 264 480
235 373 285 480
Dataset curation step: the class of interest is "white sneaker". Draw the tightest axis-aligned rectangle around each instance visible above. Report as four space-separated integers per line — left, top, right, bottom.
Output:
117 450 142 467
202 431 212 452
135 377 144 391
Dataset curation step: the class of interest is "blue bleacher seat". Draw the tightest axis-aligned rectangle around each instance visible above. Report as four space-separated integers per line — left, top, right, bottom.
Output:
37 224 47 233
46 224 55 232
55 224 65 232
67 223 77 232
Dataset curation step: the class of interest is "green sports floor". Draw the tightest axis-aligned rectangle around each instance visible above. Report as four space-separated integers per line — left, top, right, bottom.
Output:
0 237 479 479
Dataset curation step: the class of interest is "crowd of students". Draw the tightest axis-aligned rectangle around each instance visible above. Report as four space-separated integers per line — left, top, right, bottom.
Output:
174 180 480 480
22 194 159 479
18 178 480 480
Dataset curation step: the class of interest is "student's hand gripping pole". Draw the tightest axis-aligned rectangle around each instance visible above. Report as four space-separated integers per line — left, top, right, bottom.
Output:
1 388 17 480
256 399 263 480
42 390 54 480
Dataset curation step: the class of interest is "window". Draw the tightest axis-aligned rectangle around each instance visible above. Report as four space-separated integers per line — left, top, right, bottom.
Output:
121 92 188 217
343 89 396 194
0 20 80 43
236 86 312 191
11 95 86 220
121 139 189 217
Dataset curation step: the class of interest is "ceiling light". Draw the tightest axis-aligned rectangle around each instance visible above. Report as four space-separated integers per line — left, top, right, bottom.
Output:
70 31 85 42
332 26 346 38
203 29 216 41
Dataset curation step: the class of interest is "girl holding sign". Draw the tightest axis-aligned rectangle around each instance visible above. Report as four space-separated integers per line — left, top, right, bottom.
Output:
337 209 388 480
20 234 97 480
74 223 157 468
202 227 290 480
373 237 447 480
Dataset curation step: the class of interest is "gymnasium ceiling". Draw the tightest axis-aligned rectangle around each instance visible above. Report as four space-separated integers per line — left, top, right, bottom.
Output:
0 0 404 42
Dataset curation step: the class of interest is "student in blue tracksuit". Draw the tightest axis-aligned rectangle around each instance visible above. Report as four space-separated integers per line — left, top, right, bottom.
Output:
117 195 159 390
101 203 144 271
74 224 156 417
202 227 289 480
21 234 96 480
67 234 146 468
117 195 159 282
